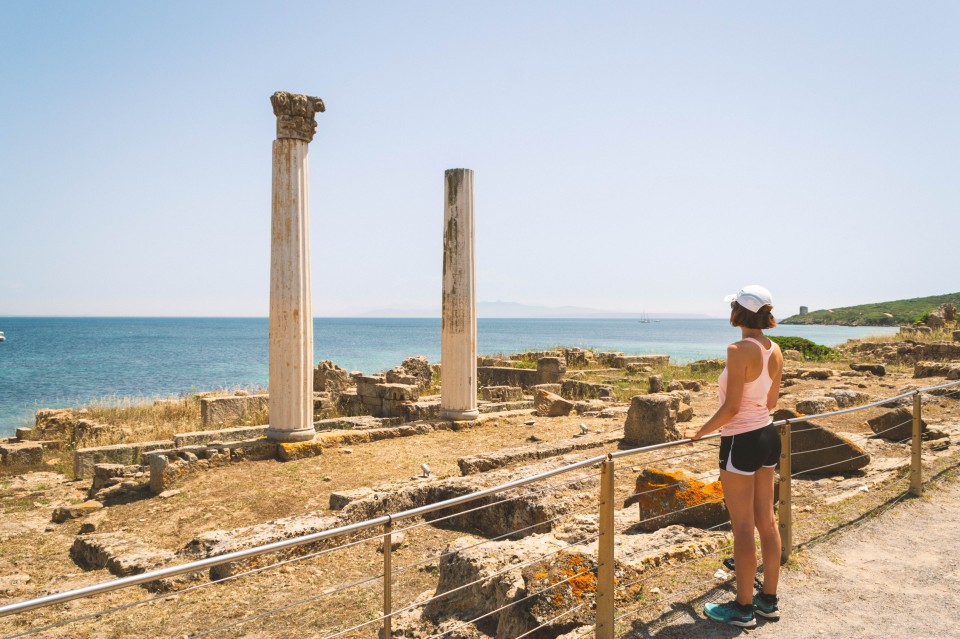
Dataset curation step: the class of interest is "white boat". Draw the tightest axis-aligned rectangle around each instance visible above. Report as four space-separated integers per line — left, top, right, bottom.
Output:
0 331 5 342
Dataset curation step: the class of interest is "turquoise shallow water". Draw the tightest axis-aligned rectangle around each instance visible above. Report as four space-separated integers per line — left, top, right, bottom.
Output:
0 317 898 436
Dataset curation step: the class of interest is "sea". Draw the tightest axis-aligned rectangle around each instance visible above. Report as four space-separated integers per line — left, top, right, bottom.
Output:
0 317 899 437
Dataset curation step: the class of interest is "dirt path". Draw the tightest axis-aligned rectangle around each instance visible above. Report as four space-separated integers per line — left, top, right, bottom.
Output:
629 473 960 639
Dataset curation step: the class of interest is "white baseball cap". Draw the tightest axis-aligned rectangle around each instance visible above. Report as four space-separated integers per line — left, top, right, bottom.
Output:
724 285 773 313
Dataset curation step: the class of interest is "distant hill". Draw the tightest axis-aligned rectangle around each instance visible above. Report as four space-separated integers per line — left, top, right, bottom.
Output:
780 293 960 326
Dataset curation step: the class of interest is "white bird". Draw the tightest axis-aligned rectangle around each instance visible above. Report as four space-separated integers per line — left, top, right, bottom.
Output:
420 463 431 478
579 423 590 435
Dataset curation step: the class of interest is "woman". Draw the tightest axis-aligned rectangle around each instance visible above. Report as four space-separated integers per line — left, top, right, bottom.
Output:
686 285 784 628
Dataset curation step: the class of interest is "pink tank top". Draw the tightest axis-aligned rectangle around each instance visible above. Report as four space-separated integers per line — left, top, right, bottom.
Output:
717 337 775 436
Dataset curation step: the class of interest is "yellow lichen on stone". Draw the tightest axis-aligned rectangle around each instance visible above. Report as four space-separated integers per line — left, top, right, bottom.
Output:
277 439 323 461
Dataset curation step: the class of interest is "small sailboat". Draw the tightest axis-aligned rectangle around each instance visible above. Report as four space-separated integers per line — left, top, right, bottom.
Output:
638 311 651 324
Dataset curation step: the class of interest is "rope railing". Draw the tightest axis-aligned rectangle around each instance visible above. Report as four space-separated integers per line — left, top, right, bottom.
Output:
0 378 956 639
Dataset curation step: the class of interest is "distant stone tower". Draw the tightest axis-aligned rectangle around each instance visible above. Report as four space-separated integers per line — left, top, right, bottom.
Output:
799 306 809 316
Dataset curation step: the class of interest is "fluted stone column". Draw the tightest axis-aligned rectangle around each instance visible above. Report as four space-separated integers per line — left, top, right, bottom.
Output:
267 91 325 443
440 169 479 421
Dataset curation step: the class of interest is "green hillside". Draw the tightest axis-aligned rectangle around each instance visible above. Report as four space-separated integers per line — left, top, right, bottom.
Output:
780 293 960 326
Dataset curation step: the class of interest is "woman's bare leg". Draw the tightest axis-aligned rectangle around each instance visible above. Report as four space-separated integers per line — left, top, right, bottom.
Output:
720 468 756 605
753 466 780 595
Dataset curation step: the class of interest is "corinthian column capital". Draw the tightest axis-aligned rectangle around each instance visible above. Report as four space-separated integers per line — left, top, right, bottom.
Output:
270 91 326 142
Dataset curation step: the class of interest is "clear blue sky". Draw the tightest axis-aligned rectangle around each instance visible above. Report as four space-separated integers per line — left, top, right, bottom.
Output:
1 1 957 317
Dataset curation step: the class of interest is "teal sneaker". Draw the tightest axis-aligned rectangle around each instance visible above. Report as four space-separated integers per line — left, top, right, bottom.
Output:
703 601 757 628
753 593 780 620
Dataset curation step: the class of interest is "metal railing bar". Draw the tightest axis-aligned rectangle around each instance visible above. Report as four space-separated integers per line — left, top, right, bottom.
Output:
5 378 958 621
608 433 721 461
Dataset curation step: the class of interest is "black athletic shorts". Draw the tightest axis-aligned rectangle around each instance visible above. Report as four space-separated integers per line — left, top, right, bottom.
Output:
719 424 781 475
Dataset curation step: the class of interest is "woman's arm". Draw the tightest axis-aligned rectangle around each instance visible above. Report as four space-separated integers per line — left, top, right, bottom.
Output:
687 343 747 440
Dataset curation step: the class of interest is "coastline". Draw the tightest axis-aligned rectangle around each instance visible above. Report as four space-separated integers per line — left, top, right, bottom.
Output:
0 317 899 437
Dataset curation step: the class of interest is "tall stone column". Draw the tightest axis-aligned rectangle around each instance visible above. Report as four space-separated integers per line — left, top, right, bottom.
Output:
267 91 325 443
440 169 479 421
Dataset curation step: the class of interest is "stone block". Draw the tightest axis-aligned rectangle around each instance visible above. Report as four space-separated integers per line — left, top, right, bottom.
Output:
775 409 869 473
648 375 664 393
850 363 886 376
14 427 32 441
70 532 174 578
795 396 839 416
531 383 561 396
797 368 835 380
611 354 670 368
677 403 694 422
536 357 567 384
783 349 803 361
52 501 104 523
0 442 43 466
668 379 702 392
560 380 614 400
534 390 574 417
314 360 350 392
174 425 269 447
277 438 324 461
376 383 420 402
831 390 872 409
481 386 524 402
866 407 925 442
403 400 442 421
73 441 172 480
199 394 268 428
385 368 418 386
477 367 540 390
914 361 960 380
623 394 682 445
625 468 726 530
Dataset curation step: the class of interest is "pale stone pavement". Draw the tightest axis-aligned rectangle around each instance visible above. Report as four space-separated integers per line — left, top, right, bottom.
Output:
620 475 960 639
